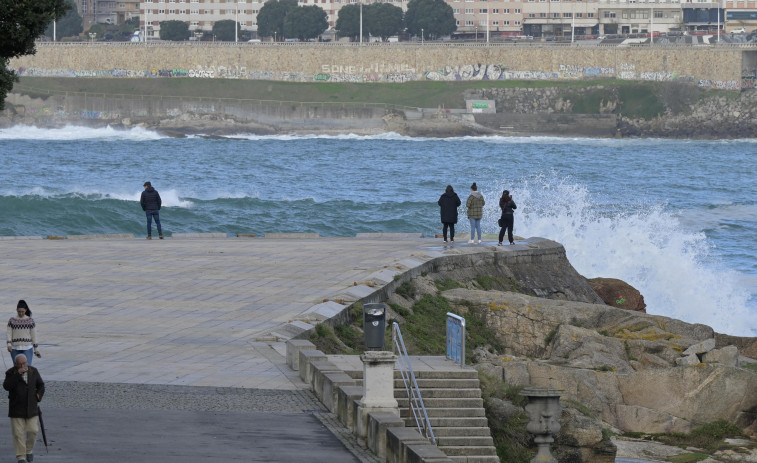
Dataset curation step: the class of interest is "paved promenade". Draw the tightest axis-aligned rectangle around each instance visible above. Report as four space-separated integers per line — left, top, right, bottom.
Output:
0 234 460 387
0 234 521 462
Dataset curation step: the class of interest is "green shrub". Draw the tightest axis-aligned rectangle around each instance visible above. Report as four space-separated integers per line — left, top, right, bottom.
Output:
667 453 709 463
434 278 463 291
396 281 416 299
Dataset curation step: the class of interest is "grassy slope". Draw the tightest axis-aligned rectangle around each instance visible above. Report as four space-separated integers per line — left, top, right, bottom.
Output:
12 77 669 115
13 77 736 120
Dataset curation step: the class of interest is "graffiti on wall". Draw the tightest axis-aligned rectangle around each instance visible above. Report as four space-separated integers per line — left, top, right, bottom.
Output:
80 110 120 120
11 56 748 89
558 64 616 78
424 64 560 81
697 79 741 90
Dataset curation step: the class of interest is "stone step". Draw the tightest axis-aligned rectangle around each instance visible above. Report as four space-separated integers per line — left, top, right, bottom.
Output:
344 369 479 380
449 455 501 463
398 378 481 389
430 427 493 437
436 436 494 447
395 387 481 399
418 416 490 428
439 445 499 457
397 397 483 409
400 407 485 418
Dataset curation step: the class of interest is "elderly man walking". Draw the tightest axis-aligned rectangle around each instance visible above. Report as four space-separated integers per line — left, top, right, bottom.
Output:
3 355 45 463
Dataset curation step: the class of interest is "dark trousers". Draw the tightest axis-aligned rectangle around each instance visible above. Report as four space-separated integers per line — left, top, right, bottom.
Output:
442 222 456 240
498 214 514 244
146 210 162 236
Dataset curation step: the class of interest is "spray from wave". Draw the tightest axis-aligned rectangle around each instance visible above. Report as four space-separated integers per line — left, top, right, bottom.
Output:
490 172 756 337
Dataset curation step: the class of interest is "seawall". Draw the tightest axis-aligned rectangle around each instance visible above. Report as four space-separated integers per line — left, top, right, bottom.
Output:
9 42 751 89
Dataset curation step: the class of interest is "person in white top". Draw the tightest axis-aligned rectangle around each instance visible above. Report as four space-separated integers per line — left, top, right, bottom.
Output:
6 301 39 366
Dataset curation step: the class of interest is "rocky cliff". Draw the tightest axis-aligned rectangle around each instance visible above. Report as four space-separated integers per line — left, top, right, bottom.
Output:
377 240 757 462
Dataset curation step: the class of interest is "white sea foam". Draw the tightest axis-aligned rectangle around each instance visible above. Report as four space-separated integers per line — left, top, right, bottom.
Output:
224 132 409 141
492 172 756 337
0 125 165 141
3 186 194 208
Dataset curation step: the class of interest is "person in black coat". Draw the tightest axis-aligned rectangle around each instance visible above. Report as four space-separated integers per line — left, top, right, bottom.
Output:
498 190 517 246
3 354 44 463
140 181 163 240
438 185 462 243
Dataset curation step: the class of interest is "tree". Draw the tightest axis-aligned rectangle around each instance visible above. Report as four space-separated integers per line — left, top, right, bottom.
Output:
404 0 456 39
335 4 363 41
43 0 82 41
88 23 107 39
213 19 240 41
365 3 403 41
0 0 70 110
257 0 298 40
283 5 328 41
159 20 190 41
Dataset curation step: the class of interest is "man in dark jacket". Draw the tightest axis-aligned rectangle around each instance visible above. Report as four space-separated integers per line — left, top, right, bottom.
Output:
437 185 461 243
3 355 44 463
140 181 163 240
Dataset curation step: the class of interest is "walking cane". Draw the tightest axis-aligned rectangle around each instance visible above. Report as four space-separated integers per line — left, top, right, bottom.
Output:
37 406 49 453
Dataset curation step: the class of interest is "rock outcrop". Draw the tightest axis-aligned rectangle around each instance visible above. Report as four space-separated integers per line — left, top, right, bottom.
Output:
587 277 646 313
441 288 757 435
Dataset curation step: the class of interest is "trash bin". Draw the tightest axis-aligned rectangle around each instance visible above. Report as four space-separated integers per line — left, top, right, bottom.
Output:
363 303 387 349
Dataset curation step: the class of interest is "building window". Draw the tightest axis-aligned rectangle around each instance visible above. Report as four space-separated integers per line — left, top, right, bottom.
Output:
654 10 663 17
465 19 474 25
587 12 593 17
481 8 488 12
515 20 520 24
514 8 520 12
563 12 571 17
465 8 474 13
454 8 460 13
604 11 616 17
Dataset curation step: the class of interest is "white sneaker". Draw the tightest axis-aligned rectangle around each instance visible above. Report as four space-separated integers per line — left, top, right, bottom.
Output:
477 240 482 244
468 239 474 244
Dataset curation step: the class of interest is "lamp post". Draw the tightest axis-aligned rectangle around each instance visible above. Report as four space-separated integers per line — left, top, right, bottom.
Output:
274 31 277 42
89 32 96 43
359 0 363 44
475 26 478 42
421 28 424 44
235 0 239 42
486 11 490 43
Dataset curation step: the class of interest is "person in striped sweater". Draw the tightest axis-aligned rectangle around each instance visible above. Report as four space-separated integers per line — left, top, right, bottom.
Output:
6 301 39 366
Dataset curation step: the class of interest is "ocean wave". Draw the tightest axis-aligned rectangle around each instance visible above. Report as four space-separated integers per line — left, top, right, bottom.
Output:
492 171 757 337
0 125 166 141
677 203 757 231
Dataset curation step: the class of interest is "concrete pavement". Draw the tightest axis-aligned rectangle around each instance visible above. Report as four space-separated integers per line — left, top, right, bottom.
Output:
0 233 520 462
0 234 451 388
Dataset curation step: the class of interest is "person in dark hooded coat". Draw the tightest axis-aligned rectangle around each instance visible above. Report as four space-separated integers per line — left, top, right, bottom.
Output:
437 185 461 243
140 181 163 240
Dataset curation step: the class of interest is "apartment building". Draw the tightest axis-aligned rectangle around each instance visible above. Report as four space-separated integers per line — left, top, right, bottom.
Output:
76 0 751 39
140 0 409 40
75 0 141 27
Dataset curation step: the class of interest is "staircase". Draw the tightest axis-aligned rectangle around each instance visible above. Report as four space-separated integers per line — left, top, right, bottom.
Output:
394 368 500 463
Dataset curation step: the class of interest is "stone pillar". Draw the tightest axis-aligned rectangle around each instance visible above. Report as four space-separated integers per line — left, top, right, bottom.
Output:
356 351 398 439
521 387 563 463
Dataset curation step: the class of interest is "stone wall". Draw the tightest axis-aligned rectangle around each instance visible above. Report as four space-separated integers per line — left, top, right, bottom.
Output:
9 42 747 90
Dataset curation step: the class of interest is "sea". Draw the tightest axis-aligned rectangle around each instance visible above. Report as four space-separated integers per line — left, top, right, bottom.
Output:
0 125 755 337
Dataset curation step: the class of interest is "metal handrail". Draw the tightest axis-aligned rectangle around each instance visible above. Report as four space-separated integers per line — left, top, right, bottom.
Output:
391 322 436 445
